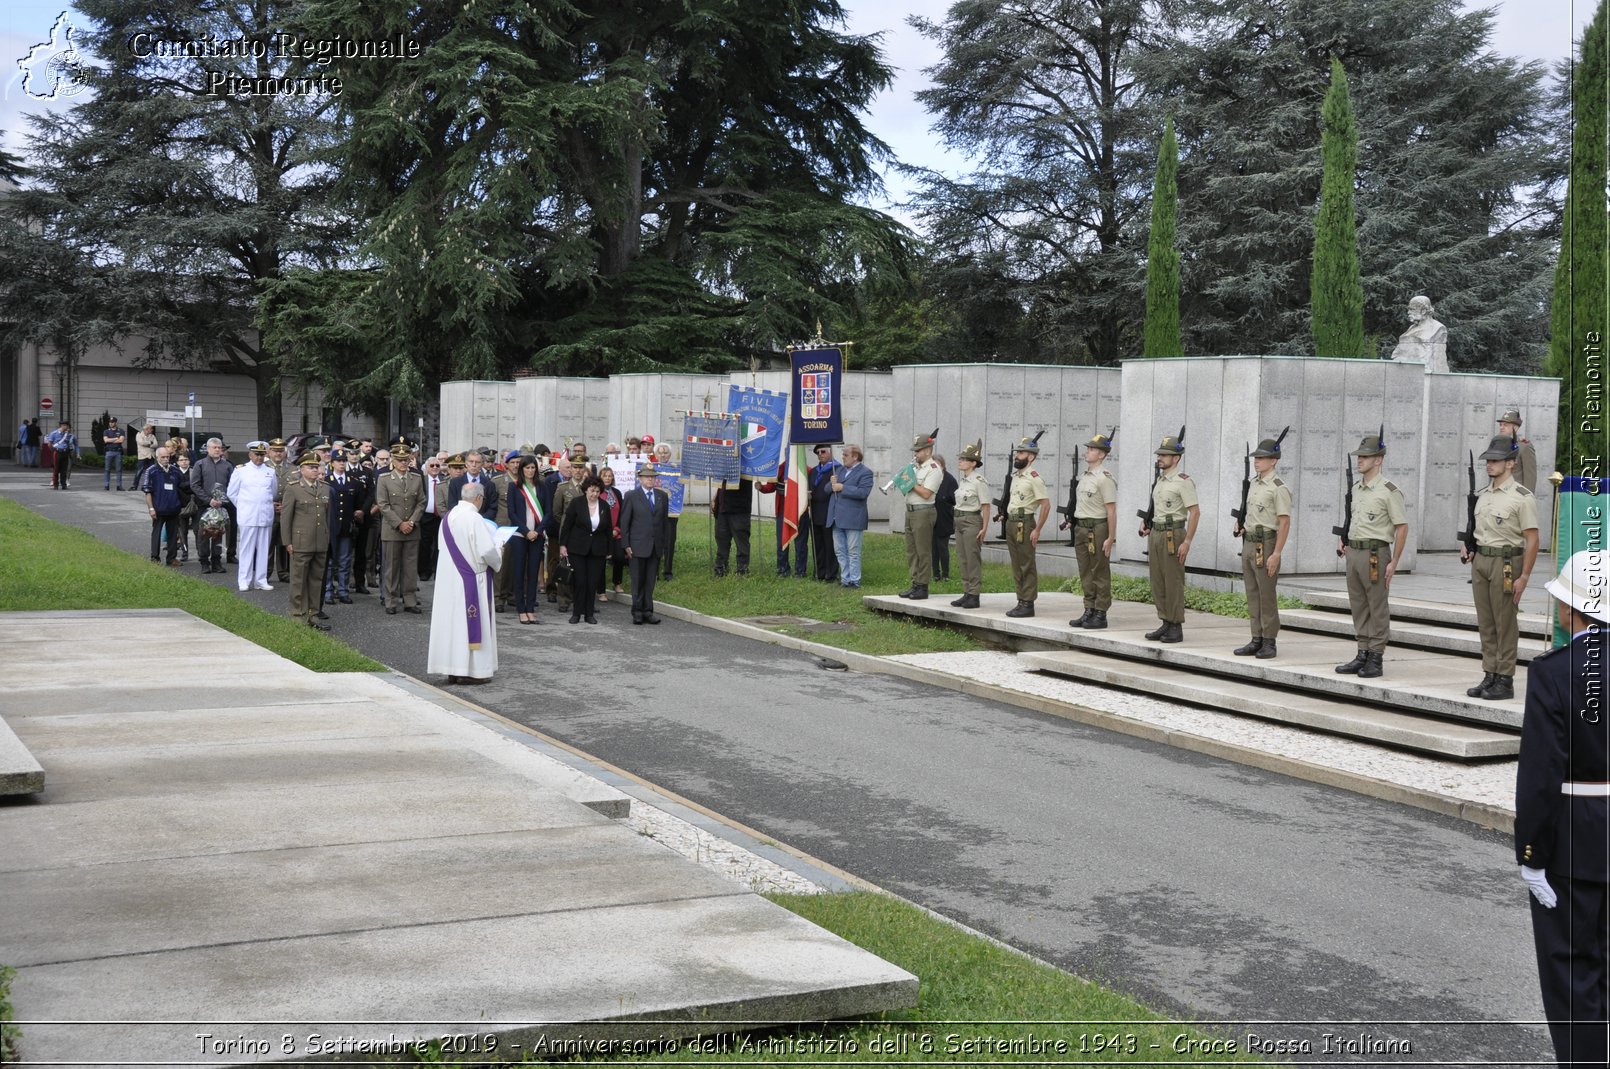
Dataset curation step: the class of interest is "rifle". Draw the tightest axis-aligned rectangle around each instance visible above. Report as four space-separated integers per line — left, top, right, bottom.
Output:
1136 424 1183 535
996 428 1044 539
1331 456 1353 557
1229 442 1251 536
1458 449 1478 556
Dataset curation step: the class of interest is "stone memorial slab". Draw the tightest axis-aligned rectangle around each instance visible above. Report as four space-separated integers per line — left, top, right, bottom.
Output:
516 377 557 447
469 381 500 448
438 382 475 453
1116 361 1157 562
910 366 941 446
1178 359 1227 569
496 383 520 453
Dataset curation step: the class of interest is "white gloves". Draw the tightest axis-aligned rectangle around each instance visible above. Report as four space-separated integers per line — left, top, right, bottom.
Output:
1521 866 1557 908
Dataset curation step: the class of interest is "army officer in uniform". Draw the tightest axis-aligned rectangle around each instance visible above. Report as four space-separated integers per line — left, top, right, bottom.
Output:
280 451 331 630
375 442 426 614
1460 434 1539 701
1002 434 1050 619
948 440 991 610
898 430 944 601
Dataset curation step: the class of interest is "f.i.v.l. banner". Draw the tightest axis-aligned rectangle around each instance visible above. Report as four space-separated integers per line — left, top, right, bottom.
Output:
789 347 843 444
728 385 788 478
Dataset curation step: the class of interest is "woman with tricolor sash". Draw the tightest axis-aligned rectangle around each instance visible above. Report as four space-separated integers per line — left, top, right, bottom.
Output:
507 455 548 625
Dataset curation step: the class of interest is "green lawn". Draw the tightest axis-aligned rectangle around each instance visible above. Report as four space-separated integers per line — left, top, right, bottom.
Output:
661 517 1301 655
0 499 381 672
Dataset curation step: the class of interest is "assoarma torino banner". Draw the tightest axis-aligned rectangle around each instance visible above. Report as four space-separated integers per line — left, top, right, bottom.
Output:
789 347 843 444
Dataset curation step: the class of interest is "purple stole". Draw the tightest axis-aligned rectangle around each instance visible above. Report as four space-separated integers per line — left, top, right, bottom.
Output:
441 517 493 649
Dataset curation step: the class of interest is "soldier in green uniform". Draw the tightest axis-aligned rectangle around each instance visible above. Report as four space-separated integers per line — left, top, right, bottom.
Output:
267 437 294 583
1496 409 1539 493
1002 434 1050 619
1140 432 1198 643
899 430 945 601
491 450 516 613
949 440 992 609
1068 430 1117 630
375 442 426 614
279 451 331 630
1233 430 1293 659
1460 434 1540 700
1334 431 1409 678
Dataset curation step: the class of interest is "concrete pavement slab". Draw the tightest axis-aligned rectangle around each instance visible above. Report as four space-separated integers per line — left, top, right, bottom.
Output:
0 714 44 794
3 824 751 966
13 894 917 1068
13 701 419 752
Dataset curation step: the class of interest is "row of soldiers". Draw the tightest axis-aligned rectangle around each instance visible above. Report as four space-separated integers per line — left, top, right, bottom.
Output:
895 409 1540 701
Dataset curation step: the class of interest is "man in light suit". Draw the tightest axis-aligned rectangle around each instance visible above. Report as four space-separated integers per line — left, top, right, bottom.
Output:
619 463 669 624
826 443 874 588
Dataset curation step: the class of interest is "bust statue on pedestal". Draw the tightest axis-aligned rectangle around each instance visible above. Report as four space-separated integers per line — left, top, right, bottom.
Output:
1389 295 1449 373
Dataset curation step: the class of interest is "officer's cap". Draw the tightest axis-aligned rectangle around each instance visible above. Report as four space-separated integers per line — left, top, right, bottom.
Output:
295 451 320 466
1479 434 1519 461
331 449 349 462
446 453 466 468
246 440 268 454
267 438 287 449
1497 409 1523 427
1155 435 1184 456
637 463 659 478
388 443 412 460
571 452 590 464
959 439 984 463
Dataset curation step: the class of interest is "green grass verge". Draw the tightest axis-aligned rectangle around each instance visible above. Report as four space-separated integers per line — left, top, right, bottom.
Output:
661 519 1302 655
0 965 18 1065
0 499 381 672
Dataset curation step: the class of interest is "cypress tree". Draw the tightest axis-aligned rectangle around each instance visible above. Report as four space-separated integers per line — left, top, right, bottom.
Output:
1311 59 1365 358
1143 118 1183 357
1546 0 1607 476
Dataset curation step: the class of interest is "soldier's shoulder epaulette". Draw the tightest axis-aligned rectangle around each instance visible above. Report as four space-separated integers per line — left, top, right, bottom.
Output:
1384 480 1399 493
1272 477 1285 487
1517 484 1534 496
1027 469 1040 478
1101 470 1114 480
1179 473 1190 480
1533 641 1569 663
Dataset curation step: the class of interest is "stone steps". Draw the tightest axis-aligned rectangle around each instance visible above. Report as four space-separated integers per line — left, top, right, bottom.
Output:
0 715 44 795
864 593 1525 743
1277 608 1543 665
1297 589 1552 639
1017 649 1517 759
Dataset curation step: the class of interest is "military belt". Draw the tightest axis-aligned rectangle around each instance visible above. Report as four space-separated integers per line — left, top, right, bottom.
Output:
1151 519 1185 531
906 503 935 512
1562 782 1610 797
1075 517 1107 528
1347 539 1388 550
1477 544 1523 558
954 507 983 515
1244 526 1277 540
1008 510 1037 518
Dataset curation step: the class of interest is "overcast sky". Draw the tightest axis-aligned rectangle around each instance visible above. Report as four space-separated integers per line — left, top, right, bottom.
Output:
1 0 1596 220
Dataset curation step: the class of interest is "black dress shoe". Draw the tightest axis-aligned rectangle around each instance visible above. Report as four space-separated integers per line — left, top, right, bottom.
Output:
403 605 422 614
314 611 330 620
386 606 399 615
352 584 368 594
569 614 581 624
227 556 238 564
308 619 331 631
339 595 353 604
643 615 661 624
1233 638 1264 656
584 614 598 624
632 614 644 624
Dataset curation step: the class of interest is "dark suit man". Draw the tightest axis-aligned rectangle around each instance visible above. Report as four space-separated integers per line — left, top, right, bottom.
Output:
1516 549 1609 1069
418 457 448 582
619 464 670 624
323 451 368 603
447 452 500 520
808 444 842 581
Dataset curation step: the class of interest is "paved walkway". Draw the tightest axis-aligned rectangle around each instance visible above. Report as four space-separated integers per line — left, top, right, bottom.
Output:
0 610 914 1066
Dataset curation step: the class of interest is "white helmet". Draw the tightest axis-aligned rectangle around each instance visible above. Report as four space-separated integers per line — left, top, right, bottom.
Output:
1546 550 1608 624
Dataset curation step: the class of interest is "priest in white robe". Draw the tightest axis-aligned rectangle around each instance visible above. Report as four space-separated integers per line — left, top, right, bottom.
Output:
428 481 503 684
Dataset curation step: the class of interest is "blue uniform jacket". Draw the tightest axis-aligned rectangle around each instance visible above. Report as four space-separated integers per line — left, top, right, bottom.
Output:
1515 628 1609 881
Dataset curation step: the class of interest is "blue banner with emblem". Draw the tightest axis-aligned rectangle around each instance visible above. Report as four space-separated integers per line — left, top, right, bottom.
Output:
660 469 686 516
728 385 788 478
680 414 741 481
789 347 843 444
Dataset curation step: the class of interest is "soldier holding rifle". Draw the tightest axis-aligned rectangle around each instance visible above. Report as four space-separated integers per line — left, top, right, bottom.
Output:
1460 435 1539 701
1001 432 1050 619
1231 429 1291 659
1067 429 1117 630
1334 429 1407 679
1138 428 1197 643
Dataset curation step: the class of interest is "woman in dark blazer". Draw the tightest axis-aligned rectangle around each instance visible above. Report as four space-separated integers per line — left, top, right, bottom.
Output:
506 456 547 625
558 475 614 624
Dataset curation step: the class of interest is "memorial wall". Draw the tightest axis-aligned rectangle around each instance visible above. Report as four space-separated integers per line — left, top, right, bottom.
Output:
442 358 1558 573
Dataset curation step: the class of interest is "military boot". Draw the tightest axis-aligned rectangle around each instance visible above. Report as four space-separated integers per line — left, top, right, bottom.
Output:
1144 621 1169 640
950 593 980 609
1358 650 1384 678
1466 672 1497 698
1335 650 1368 674
1069 609 1092 628
1005 600 1034 618
1160 622 1184 643
1233 637 1264 656
1255 639 1278 659
1478 674 1514 701
907 585 929 601
1084 610 1108 630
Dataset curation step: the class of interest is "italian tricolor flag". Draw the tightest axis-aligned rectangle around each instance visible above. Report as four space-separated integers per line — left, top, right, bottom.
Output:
779 443 808 550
